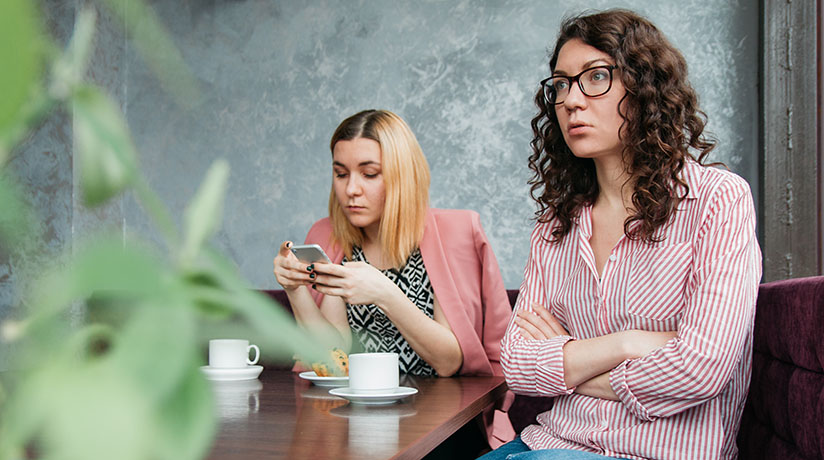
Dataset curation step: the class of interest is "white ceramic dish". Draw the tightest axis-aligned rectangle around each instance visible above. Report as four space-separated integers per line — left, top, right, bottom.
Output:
200 365 263 381
328 386 418 405
299 371 349 387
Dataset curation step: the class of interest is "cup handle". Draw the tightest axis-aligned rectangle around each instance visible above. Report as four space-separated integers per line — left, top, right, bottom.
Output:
247 344 260 365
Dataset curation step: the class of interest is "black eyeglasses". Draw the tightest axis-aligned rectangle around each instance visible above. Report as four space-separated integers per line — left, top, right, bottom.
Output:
541 65 617 105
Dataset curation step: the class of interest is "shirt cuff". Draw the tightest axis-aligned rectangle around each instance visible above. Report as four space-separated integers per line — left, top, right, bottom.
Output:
535 335 577 395
610 359 653 421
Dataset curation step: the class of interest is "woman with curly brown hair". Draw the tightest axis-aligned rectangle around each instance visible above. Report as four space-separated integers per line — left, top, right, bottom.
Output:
480 9 762 460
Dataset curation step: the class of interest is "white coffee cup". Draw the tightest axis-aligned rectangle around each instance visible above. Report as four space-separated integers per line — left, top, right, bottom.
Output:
208 339 260 368
348 352 399 394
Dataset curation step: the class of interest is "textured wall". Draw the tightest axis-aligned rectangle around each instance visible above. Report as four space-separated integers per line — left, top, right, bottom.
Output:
4 0 759 335
117 0 758 290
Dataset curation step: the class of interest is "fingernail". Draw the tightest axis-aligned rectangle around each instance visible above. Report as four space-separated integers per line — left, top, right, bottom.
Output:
309 273 316 279
307 264 314 271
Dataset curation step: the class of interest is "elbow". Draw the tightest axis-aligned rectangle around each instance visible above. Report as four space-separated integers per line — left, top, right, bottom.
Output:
434 359 461 377
431 342 464 377
682 353 736 401
686 373 728 401
436 366 459 378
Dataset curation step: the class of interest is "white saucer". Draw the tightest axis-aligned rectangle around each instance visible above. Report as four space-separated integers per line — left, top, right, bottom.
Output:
200 365 263 381
328 386 418 405
299 371 349 387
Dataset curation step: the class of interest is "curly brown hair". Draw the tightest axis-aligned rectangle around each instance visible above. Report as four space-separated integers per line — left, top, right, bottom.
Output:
529 9 717 243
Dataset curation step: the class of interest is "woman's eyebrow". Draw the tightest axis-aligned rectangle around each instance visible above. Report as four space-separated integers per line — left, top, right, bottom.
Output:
332 161 380 168
553 58 612 76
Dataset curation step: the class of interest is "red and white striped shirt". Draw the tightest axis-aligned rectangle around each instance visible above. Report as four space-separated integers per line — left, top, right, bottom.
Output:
501 161 762 460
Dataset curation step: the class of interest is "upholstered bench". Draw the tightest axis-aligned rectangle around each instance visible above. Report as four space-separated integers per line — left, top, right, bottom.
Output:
737 275 824 459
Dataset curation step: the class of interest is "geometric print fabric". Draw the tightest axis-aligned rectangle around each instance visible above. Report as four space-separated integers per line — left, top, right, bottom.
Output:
344 246 437 376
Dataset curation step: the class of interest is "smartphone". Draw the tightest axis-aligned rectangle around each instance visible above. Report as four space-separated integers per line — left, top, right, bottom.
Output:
290 243 332 263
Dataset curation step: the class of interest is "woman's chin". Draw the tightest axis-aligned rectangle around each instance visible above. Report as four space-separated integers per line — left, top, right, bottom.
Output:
346 216 378 230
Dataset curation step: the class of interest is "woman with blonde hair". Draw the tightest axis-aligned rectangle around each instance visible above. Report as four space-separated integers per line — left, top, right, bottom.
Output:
273 109 515 446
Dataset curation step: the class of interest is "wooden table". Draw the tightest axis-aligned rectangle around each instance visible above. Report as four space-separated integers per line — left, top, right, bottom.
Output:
206 368 507 460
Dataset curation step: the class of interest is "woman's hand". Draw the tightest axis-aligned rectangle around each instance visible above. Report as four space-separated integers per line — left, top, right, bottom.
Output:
273 241 314 292
515 303 569 340
310 261 401 307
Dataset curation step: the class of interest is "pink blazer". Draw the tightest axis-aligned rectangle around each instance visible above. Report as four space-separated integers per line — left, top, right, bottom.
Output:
304 208 516 446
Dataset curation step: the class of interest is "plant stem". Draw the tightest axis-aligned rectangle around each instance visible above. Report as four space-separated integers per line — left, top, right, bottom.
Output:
132 175 179 251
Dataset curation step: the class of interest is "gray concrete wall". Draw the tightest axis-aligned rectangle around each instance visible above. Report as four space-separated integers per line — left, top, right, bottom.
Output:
3 0 759 334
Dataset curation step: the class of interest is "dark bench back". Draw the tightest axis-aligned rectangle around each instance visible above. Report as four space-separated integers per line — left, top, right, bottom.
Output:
736 276 824 460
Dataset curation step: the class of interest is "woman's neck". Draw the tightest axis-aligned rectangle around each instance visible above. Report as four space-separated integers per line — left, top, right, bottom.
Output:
360 225 393 270
593 156 634 210
360 238 393 270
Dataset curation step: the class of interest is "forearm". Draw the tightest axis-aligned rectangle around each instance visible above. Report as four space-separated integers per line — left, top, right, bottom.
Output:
379 290 463 377
562 331 632 388
574 372 619 400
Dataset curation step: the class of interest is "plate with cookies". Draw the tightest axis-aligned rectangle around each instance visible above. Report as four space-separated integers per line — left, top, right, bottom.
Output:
299 347 349 387
299 371 348 387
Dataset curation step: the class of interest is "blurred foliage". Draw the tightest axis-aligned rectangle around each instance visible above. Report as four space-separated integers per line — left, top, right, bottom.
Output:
0 1 329 459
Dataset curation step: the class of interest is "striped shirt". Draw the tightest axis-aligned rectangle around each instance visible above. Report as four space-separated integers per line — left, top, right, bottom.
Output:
501 161 762 460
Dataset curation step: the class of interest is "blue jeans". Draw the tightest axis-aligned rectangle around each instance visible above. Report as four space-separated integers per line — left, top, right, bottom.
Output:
476 437 620 460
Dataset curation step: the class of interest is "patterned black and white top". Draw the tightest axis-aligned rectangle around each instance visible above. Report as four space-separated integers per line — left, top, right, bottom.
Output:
344 246 437 376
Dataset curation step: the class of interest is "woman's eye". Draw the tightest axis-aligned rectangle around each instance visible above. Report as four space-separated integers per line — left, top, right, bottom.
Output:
334 171 348 178
554 80 569 91
364 172 380 179
590 70 609 82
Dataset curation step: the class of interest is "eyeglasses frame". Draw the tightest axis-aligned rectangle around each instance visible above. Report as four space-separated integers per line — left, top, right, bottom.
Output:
541 65 618 105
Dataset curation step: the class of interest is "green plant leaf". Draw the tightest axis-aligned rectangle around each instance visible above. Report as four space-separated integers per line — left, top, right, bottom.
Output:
0 0 43 165
0 339 154 460
96 0 200 109
153 366 217 460
23 238 166 348
8 239 168 374
198 250 331 365
180 160 229 265
42 362 154 460
72 85 138 206
110 299 196 404
50 7 98 99
0 171 32 249
182 270 236 319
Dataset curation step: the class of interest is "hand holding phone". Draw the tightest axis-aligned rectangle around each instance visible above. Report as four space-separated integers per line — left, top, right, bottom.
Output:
290 244 332 264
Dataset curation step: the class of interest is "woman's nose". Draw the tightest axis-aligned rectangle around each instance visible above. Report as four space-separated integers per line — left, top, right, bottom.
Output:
563 81 587 110
346 176 361 195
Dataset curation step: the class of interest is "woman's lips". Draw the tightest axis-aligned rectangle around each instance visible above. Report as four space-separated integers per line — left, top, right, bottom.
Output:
567 122 590 135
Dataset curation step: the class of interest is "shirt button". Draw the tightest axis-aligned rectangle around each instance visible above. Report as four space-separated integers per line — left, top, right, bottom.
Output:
608 254 617 262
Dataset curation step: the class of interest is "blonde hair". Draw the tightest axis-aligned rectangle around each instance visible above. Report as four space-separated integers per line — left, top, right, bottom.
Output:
328 110 430 268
